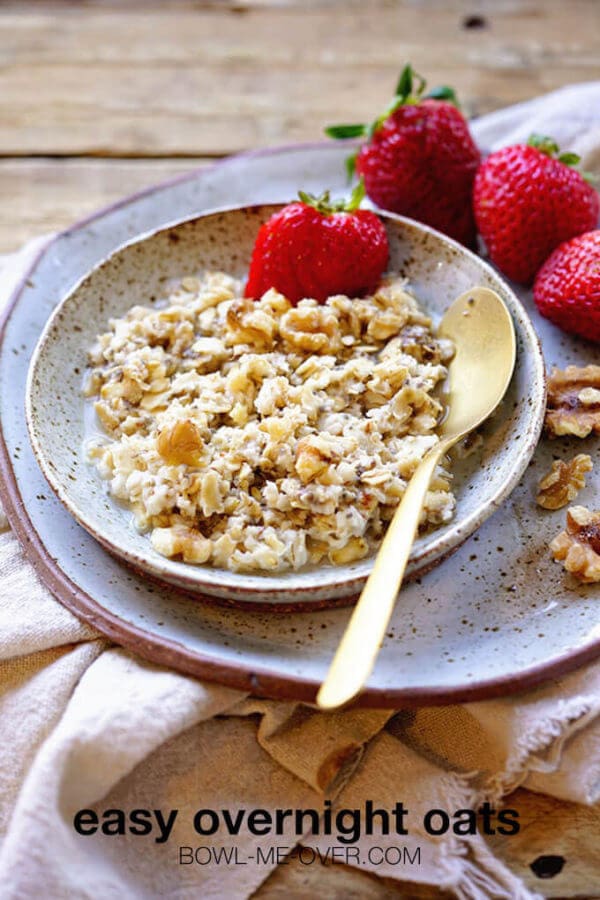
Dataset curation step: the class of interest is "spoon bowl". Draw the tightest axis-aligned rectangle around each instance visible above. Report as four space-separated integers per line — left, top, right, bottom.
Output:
440 288 516 438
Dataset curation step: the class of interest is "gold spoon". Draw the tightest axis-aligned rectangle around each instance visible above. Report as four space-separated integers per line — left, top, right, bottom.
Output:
316 286 517 710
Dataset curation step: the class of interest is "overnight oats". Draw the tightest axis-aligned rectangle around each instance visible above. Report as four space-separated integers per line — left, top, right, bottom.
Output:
84 272 455 574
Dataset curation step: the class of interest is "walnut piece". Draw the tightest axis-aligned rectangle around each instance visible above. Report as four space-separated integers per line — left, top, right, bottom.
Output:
280 304 341 353
226 297 278 348
294 435 340 484
545 365 600 437
536 454 593 510
156 419 202 466
550 506 600 583
94 401 119 433
366 309 406 341
329 537 369 565
151 524 211 564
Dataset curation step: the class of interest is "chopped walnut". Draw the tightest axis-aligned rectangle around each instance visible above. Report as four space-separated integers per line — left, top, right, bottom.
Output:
156 419 202 466
546 366 600 437
367 309 406 341
100 373 144 405
151 524 211 564
295 435 340 483
280 304 341 353
94 401 120 433
537 454 593 510
329 537 369 565
226 297 279 348
394 324 455 365
199 469 226 516
550 506 600 582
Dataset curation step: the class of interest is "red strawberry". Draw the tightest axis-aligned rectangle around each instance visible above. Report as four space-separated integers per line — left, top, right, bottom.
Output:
326 65 481 247
534 230 600 342
473 135 599 285
244 183 389 305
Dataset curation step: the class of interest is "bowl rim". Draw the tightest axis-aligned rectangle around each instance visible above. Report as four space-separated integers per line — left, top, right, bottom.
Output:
25 202 547 603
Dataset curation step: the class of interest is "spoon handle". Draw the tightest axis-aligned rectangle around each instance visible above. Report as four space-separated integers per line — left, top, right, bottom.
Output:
316 440 449 710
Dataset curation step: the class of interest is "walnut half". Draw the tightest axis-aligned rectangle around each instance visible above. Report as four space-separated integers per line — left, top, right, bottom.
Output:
280 304 341 353
294 435 340 484
536 454 593 510
151 523 211 564
156 419 202 466
545 365 600 438
550 506 600 583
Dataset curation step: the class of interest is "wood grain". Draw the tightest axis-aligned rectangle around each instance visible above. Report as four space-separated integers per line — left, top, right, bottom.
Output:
1 1 598 156
1 0 598 251
0 159 204 251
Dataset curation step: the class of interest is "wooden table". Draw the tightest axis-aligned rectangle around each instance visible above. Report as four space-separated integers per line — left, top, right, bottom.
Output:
2 2 599 897
1 0 599 255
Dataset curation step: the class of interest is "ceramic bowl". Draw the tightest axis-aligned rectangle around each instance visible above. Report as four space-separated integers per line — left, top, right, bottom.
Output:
25 205 546 604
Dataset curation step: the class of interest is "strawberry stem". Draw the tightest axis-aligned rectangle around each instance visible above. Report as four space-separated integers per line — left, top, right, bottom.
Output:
367 64 461 137
527 133 593 178
297 179 366 215
528 133 561 157
346 178 366 210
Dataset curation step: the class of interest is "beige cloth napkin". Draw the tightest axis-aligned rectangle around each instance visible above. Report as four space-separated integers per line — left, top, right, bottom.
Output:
1 85 600 900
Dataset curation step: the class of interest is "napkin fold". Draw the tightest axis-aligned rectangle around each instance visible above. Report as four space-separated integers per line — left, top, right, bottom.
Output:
1 84 600 899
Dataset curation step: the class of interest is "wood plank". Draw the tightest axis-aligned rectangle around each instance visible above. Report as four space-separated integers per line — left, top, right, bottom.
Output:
0 1 598 156
0 158 205 252
3 1 598 66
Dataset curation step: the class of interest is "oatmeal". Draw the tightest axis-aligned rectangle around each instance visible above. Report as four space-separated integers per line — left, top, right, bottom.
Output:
84 272 455 573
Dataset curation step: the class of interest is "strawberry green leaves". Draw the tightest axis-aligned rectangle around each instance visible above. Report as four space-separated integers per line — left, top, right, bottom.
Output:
324 124 367 139
345 150 359 182
527 133 597 183
557 151 581 166
528 133 563 158
528 133 583 167
424 85 458 104
297 179 366 215
395 63 420 100
325 64 462 180
325 64 459 143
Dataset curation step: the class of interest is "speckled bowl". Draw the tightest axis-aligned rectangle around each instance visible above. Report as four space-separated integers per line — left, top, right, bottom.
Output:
25 205 545 605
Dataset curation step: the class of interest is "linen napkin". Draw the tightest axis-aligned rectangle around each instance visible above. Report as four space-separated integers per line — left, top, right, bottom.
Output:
1 84 600 900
